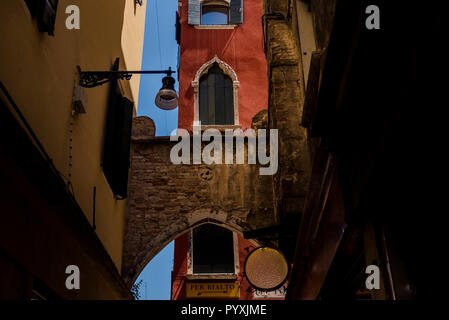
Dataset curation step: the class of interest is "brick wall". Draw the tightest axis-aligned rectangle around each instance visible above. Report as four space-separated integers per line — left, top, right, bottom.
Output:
122 117 275 286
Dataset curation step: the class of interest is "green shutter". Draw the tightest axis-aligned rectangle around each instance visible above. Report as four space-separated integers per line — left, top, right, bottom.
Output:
215 71 225 125
207 71 216 124
188 0 201 25
102 60 120 192
224 77 234 124
199 75 209 124
102 58 133 199
103 95 133 199
115 97 134 199
199 64 235 125
229 0 243 25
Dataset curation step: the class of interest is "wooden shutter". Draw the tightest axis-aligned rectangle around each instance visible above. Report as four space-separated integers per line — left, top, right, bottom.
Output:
37 0 58 36
199 64 234 125
229 0 243 25
115 97 134 198
224 77 234 124
102 58 133 199
199 75 210 124
103 95 133 199
214 70 226 125
102 59 120 177
207 70 216 124
188 0 201 25
102 89 121 195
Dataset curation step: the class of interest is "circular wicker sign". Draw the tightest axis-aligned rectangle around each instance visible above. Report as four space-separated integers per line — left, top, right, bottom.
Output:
244 247 289 291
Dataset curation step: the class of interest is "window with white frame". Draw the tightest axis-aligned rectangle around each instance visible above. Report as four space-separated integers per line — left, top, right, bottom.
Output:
201 1 229 25
192 55 240 126
199 63 234 125
188 0 243 26
192 224 235 274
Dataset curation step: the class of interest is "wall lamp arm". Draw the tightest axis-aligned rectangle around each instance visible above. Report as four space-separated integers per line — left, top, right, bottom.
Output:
79 67 176 88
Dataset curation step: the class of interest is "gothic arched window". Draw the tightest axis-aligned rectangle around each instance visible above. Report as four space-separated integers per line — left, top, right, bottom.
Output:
192 224 235 274
199 63 234 125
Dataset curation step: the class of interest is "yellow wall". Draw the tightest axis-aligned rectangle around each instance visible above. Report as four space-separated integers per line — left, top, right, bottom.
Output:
122 0 148 110
0 0 147 272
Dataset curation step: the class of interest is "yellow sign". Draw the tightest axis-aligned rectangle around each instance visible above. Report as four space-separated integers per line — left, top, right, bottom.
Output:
186 282 239 298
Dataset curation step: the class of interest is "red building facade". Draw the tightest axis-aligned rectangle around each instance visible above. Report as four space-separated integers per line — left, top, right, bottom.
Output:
171 231 258 300
171 0 280 300
176 0 268 131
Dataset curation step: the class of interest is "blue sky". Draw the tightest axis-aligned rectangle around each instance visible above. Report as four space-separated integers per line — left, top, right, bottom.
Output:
134 0 178 300
134 241 174 300
137 0 178 136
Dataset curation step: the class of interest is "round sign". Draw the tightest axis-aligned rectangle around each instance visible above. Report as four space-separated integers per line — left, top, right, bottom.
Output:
244 247 289 291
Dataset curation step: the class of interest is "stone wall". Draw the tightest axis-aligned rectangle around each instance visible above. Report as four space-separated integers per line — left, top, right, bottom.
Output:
122 0 338 285
122 117 275 286
263 0 312 258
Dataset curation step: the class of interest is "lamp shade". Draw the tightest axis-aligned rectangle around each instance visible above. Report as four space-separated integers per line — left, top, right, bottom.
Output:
244 247 289 291
155 75 178 110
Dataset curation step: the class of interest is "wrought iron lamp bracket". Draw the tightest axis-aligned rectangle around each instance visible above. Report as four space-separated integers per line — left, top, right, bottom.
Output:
78 68 175 88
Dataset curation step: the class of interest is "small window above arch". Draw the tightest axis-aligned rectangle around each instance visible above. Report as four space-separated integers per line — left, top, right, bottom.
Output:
188 0 243 26
201 1 229 25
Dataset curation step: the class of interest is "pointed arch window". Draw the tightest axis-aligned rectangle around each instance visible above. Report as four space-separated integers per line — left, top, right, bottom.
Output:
192 56 240 127
199 64 234 125
192 224 235 274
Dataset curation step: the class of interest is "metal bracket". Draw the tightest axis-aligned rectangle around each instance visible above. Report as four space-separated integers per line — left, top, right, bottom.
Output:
79 67 175 88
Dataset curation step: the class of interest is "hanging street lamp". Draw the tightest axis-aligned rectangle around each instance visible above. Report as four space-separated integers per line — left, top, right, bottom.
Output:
78 66 178 110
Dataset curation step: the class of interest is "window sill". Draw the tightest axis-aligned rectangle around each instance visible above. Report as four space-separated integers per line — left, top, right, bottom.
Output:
186 274 238 281
194 25 237 30
193 125 242 133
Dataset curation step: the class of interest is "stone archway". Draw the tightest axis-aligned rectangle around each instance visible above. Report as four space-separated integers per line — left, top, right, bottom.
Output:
121 116 275 286
125 217 243 287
